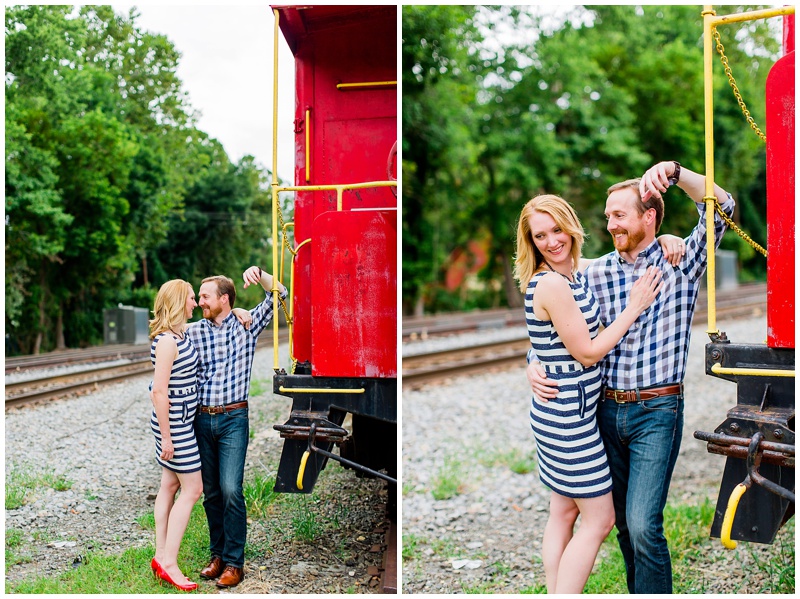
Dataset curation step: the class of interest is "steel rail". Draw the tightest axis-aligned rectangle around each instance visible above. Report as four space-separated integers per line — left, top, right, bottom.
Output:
6 363 153 408
403 283 767 341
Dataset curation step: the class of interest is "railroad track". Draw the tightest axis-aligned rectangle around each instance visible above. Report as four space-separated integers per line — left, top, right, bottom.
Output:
403 285 768 387
5 344 151 374
5 360 153 408
5 333 291 408
403 282 767 341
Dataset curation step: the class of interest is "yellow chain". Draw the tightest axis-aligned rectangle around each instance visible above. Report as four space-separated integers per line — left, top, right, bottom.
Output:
710 26 767 258
274 196 297 374
274 199 292 324
713 27 767 143
713 199 767 257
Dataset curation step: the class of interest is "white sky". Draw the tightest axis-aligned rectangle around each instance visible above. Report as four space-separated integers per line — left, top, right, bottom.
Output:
110 3 296 182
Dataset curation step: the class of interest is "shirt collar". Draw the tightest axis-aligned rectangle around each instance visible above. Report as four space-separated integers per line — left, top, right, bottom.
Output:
202 311 236 329
615 238 660 265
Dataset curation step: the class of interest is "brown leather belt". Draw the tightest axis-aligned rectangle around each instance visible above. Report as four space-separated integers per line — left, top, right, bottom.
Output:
199 401 248 414
604 384 683 404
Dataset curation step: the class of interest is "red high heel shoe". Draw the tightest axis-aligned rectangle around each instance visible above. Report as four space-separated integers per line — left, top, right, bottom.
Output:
151 558 164 578
157 565 198 592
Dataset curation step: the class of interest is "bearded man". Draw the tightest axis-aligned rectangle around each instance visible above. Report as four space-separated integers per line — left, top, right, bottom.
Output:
187 266 286 589
527 161 735 593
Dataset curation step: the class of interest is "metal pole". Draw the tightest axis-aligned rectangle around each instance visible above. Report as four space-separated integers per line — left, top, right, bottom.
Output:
272 9 281 371
702 5 719 337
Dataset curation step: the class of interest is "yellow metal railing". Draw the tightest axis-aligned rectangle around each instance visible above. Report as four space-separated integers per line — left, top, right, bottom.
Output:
702 6 796 551
336 80 397 90
702 4 795 337
270 8 397 372
710 363 795 378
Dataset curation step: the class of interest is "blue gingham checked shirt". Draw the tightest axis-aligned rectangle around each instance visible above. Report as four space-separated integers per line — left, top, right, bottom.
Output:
585 194 735 390
187 288 287 407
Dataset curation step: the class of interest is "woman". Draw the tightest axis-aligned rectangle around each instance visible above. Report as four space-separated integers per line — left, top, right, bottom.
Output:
149 279 203 591
514 195 664 594
148 280 252 591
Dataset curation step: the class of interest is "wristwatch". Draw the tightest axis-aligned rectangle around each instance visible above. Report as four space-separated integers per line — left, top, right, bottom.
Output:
668 161 681 186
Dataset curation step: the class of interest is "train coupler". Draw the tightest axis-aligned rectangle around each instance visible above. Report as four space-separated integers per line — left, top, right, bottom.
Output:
717 432 795 549
695 427 795 545
284 420 396 489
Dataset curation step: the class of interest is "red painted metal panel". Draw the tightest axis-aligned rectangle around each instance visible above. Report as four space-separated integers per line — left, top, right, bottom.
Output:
274 5 397 368
765 49 794 348
311 210 397 378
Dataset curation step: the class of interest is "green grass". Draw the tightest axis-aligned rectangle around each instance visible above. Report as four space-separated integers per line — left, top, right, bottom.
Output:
288 494 322 543
431 456 465 500
6 464 74 510
249 377 267 398
7 503 212 593
405 498 795 594
476 447 537 475
5 528 32 567
243 473 279 518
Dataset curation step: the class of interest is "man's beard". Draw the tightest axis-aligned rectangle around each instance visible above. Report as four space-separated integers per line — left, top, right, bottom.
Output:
202 305 222 320
612 226 646 253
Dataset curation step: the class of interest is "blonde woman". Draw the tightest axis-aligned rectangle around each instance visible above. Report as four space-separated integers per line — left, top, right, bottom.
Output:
148 280 251 592
514 195 667 593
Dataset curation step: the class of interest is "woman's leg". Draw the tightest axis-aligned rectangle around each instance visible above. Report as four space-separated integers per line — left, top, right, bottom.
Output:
154 468 180 564
554 491 615 594
541 492 579 593
160 470 204 584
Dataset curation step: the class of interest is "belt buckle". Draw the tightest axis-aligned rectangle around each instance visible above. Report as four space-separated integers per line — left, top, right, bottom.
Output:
613 390 626 403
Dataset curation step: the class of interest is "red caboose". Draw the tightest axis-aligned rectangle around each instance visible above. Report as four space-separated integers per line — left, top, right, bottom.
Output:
268 5 397 498
695 6 794 547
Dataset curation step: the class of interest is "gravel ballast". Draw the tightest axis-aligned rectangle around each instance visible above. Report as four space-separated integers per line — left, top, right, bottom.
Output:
402 314 794 593
5 344 390 593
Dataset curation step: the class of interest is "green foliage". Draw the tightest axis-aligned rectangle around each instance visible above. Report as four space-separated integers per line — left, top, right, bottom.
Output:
289 494 322 543
243 473 279 518
5 5 284 355
5 464 73 510
431 456 465 500
402 5 779 314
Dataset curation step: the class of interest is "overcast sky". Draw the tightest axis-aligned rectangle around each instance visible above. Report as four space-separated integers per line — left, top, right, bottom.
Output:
110 3 296 181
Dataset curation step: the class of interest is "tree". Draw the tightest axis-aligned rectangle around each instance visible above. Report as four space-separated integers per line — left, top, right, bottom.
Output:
401 4 781 315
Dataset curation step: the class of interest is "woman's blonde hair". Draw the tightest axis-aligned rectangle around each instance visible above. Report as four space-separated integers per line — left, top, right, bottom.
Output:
513 194 585 293
149 279 193 339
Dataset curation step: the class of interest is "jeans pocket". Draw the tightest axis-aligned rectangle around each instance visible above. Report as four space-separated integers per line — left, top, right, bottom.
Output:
641 393 680 413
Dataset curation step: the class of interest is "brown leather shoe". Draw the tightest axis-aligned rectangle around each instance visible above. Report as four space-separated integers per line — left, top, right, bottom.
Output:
215 566 244 588
199 556 224 580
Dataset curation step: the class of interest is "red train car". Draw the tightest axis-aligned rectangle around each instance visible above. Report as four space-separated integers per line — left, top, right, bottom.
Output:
695 7 794 546
269 5 398 500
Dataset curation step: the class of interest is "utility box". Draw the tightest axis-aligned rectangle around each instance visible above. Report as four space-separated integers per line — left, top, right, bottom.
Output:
104 305 150 345
715 249 739 291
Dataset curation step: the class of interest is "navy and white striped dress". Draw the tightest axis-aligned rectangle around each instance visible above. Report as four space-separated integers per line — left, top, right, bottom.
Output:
526 270 612 498
149 333 201 473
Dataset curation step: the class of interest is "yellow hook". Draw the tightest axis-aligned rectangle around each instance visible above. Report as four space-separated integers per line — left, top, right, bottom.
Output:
720 482 748 549
296 449 310 491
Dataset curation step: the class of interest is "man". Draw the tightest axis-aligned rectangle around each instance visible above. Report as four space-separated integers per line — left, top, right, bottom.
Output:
527 160 735 593
187 265 287 589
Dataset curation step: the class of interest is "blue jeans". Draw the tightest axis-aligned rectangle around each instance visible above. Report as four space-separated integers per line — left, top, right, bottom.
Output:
194 409 249 568
597 393 684 594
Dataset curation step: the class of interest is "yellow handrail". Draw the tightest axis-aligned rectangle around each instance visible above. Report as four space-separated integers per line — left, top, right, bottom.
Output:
702 6 718 337
272 9 282 371
305 108 311 182
701 5 794 338
711 363 795 378
278 386 366 394
708 5 794 26
336 80 397 90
